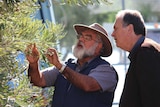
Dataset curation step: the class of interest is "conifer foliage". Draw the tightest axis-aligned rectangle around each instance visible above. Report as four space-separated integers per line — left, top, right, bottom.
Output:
0 0 65 106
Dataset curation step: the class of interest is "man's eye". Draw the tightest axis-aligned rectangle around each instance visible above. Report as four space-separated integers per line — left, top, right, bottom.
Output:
84 35 91 41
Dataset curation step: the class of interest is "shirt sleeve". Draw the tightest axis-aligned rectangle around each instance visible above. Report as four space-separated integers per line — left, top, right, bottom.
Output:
88 64 118 92
42 66 59 87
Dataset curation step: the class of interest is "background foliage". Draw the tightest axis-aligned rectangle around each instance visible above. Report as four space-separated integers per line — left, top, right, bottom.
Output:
0 0 65 106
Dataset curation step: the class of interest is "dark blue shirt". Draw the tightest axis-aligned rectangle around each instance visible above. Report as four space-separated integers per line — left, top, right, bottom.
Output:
128 36 145 61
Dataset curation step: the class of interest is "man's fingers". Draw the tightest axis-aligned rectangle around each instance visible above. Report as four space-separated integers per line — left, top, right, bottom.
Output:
25 43 39 56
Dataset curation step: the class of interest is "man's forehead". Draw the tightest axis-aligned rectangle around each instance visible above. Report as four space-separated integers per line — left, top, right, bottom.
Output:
82 29 96 35
115 18 123 26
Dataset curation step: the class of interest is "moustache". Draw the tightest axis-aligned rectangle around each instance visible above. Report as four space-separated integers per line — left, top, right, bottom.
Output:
77 41 84 47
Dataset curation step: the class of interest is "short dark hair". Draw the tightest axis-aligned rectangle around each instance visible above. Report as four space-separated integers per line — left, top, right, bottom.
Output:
122 11 146 36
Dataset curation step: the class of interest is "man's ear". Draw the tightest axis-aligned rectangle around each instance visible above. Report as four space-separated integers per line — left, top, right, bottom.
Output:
127 24 134 33
98 42 103 48
96 43 103 54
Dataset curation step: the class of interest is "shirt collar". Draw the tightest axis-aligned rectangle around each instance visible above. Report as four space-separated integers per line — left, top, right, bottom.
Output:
128 36 145 60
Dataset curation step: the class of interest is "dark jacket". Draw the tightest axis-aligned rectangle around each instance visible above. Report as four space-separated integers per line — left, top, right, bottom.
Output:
120 38 160 107
52 56 118 107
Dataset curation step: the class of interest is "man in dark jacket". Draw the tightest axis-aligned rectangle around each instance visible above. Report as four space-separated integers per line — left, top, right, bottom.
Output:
112 9 160 107
25 23 118 107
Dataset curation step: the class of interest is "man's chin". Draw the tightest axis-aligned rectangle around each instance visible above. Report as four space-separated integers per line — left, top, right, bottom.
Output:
73 51 84 59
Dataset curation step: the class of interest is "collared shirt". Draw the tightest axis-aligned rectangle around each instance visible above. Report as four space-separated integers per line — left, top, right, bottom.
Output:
128 36 145 61
42 57 118 92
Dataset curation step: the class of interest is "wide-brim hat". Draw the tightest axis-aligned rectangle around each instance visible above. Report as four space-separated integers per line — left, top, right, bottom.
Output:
73 23 112 57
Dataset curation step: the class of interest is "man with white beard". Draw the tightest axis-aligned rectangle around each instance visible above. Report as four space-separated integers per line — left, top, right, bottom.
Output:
25 23 118 107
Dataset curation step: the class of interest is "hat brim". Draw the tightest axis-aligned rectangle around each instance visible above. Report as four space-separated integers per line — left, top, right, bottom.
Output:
73 24 112 57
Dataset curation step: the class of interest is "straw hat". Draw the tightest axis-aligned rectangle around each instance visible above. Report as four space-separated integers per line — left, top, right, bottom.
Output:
73 23 112 57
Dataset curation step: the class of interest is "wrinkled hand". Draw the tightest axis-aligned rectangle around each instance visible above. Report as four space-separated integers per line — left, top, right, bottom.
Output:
45 48 61 67
25 43 40 64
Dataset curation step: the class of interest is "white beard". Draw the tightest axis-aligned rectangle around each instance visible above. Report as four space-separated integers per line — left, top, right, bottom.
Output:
73 41 98 59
